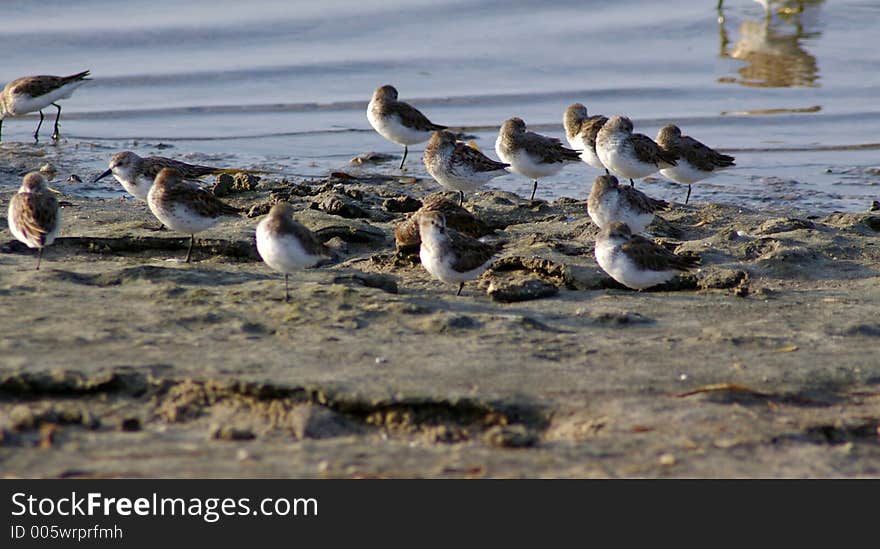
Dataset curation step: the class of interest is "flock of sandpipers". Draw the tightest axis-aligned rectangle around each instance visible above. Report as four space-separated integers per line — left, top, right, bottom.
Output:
2 72 737 297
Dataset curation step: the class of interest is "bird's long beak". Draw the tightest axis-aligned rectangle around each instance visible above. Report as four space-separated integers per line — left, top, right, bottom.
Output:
47 187 63 195
93 168 112 183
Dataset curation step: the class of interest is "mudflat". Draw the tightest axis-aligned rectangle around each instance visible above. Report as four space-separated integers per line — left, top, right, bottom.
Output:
1 149 879 478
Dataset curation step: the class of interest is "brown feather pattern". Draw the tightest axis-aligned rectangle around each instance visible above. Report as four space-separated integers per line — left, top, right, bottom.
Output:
141 156 224 180
151 170 240 218
263 212 329 257
618 185 669 214
452 142 509 172
621 235 699 272
631 134 678 167
374 98 446 133
5 70 90 99
447 228 497 273
656 126 735 172
10 191 59 247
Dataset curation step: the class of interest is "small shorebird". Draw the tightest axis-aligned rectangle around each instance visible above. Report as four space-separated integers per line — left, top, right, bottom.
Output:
0 70 90 142
7 172 61 270
423 130 509 206
367 85 447 169
394 194 493 255
655 124 736 204
596 116 678 188
147 168 241 262
587 175 669 234
93 151 253 202
563 103 609 173
495 117 581 201
256 202 330 301
417 210 497 296
594 222 698 290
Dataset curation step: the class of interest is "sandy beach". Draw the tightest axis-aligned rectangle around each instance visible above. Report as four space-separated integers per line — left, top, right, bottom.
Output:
2 0 880 479
1 143 878 478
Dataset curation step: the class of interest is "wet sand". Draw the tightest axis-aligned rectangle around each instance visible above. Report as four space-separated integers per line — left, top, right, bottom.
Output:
1 149 879 478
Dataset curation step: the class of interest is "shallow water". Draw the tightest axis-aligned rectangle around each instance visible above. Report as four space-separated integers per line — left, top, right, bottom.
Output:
2 0 878 213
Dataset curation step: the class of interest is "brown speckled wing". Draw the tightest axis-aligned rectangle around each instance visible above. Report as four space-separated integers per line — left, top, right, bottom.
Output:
448 229 496 273
11 192 58 246
389 101 446 132
632 134 678 167
287 219 330 257
9 76 66 99
8 71 89 99
395 196 494 251
394 218 420 249
163 183 240 218
453 142 509 172
581 115 608 149
679 136 736 172
520 132 581 164
621 235 698 272
619 185 669 214
143 157 221 179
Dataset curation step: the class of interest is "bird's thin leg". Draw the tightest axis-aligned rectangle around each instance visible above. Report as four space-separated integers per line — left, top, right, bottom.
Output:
51 103 62 141
399 146 408 170
35 248 43 270
457 282 464 296
685 185 692 205
530 180 538 201
629 178 636 188
604 168 610 175
34 110 44 141
185 234 195 263
0 118 4 142
285 274 290 302
458 190 464 207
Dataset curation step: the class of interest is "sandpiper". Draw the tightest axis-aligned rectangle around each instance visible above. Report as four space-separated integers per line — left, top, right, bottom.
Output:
394 194 493 256
655 125 736 204
146 168 241 262
587 175 669 234
0 70 90 142
93 151 247 202
7 172 61 270
417 210 497 296
594 222 698 290
367 85 447 169
423 130 509 206
495 117 581 201
563 103 609 173
596 116 678 188
256 202 330 301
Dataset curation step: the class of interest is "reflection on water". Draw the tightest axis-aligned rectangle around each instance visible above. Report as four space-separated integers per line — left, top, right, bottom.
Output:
718 0 824 88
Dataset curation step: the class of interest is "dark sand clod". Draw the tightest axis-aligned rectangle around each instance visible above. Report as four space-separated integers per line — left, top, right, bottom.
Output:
1 151 879 478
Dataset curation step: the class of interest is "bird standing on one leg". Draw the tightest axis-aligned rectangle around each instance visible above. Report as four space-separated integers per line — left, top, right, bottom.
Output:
146 168 241 262
655 124 735 204
596 115 678 188
8 172 61 270
255 202 330 302
367 85 447 170
423 130 509 207
417 211 497 296
495 117 581 201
